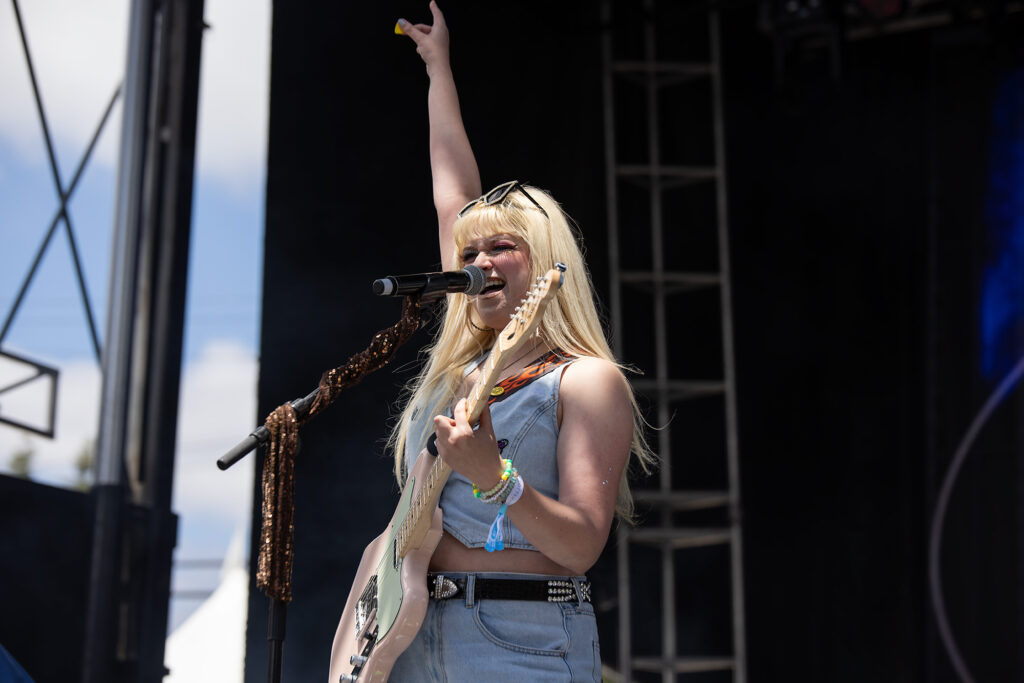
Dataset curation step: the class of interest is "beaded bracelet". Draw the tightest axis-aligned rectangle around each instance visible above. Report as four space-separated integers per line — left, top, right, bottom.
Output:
473 459 513 499
503 474 525 506
480 467 517 505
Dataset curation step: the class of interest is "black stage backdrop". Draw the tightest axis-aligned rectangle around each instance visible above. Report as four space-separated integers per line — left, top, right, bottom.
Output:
250 2 1024 681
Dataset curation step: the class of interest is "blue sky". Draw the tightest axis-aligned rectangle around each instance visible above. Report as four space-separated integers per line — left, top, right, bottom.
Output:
0 0 270 635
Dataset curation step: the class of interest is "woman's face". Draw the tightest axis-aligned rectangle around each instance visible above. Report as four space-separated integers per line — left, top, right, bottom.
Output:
459 232 532 331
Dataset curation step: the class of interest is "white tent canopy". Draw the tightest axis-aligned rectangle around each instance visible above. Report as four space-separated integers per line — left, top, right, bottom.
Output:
164 532 248 683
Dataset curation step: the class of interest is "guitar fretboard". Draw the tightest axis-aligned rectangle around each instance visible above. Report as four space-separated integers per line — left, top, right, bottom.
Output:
395 348 504 557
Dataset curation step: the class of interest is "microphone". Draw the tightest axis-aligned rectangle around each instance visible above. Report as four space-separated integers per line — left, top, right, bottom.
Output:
372 265 486 297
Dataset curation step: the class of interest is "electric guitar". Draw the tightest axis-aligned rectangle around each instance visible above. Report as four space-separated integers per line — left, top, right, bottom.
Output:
327 264 566 683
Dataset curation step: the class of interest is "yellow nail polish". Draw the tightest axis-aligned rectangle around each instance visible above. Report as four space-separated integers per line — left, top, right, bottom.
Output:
394 20 405 35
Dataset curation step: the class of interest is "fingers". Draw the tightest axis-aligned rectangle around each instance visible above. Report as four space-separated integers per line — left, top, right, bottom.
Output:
396 0 442 40
452 397 468 425
396 18 421 42
433 398 465 436
398 21 432 36
477 401 493 435
429 1 446 28
433 411 457 433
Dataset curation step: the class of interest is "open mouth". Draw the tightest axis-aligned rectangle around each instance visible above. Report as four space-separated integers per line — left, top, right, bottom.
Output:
480 279 505 295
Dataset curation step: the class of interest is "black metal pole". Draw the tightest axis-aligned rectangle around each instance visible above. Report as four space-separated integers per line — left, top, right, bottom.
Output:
218 389 318 470
135 0 205 677
267 598 287 683
83 1 155 680
83 0 205 679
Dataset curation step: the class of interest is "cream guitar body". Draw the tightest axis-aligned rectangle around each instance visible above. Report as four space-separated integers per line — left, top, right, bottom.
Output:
328 450 441 683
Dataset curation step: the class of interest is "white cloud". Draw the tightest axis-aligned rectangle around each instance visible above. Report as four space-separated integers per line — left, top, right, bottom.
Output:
172 339 256 532
194 0 271 195
0 340 256 538
0 0 270 193
0 0 127 169
0 358 100 485
0 340 258 640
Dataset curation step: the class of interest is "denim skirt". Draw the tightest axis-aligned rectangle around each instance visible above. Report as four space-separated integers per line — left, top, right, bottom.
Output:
388 572 602 682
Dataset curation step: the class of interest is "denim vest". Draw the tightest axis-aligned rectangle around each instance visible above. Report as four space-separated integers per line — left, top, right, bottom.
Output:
406 351 574 550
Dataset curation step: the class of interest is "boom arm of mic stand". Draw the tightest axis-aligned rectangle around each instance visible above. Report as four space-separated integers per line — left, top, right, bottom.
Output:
218 292 428 471
217 388 319 470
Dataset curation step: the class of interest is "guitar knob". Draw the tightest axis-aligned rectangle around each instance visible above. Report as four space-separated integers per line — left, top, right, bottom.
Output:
339 675 358 682
350 655 368 666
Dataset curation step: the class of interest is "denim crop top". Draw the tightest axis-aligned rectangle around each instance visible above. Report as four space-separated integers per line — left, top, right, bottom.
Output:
405 350 575 551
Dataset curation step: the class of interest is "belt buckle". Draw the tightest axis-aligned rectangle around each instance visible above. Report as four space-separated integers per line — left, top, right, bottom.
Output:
431 574 460 600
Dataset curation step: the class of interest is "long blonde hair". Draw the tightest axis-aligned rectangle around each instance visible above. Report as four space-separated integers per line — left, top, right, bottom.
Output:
389 184 655 521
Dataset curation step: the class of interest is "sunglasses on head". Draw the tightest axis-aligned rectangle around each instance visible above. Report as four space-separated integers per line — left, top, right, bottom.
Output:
458 180 550 219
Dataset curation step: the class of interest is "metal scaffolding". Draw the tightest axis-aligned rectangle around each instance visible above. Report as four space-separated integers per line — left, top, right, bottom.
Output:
0 0 121 439
602 1 745 680
3 0 206 679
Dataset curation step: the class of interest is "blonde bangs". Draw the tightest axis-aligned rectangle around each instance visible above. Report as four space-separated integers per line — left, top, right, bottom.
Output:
452 202 533 258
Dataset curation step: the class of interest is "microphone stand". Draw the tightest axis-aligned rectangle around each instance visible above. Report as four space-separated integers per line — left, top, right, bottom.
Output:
217 294 425 683
216 389 315 471
218 395 307 683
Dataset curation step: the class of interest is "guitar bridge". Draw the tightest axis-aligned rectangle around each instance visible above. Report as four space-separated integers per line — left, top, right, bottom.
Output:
355 575 378 641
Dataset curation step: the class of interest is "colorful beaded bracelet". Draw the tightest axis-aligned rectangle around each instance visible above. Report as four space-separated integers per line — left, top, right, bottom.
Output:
473 458 513 499
480 467 517 505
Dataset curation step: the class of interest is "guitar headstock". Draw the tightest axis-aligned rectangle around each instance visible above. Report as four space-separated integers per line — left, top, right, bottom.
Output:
495 263 566 354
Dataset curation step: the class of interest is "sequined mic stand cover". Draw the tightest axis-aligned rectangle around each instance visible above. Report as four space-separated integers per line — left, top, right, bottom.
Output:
258 295 421 603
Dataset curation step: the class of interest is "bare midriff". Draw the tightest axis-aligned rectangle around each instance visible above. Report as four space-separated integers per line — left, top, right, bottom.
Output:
428 531 574 575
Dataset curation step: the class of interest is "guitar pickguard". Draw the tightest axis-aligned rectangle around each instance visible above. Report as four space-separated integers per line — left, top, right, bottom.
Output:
374 476 415 641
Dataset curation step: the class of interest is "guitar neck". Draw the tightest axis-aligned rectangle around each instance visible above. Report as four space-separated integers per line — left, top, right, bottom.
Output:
396 346 510 557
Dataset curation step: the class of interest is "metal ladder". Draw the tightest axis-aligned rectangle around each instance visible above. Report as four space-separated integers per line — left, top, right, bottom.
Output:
601 1 745 680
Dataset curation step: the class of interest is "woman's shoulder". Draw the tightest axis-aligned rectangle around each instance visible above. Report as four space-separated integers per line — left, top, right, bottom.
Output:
557 355 633 438
562 353 619 373
560 355 629 403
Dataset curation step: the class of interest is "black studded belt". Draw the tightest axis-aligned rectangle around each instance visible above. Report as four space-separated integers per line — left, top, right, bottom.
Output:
427 574 592 604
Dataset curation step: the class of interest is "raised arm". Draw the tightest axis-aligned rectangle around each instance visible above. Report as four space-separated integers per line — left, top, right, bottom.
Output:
399 2 481 270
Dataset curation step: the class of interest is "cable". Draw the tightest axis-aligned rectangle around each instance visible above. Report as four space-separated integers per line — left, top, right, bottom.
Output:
928 353 1024 683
